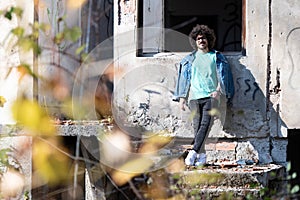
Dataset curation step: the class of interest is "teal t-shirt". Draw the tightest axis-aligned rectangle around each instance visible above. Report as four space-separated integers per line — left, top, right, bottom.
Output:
189 51 218 100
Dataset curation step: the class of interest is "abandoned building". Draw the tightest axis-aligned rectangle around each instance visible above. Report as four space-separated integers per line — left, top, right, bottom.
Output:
0 0 300 199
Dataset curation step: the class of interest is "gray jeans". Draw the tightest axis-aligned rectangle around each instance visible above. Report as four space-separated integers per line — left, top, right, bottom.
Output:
189 97 212 153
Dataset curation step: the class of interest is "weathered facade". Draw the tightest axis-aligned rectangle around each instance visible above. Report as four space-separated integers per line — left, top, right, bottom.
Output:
113 0 298 166
0 0 300 198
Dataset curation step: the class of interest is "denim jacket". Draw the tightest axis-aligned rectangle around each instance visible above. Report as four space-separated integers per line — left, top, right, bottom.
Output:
173 50 235 101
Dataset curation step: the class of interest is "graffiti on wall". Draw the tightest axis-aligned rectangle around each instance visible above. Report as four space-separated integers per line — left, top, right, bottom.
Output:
236 77 260 101
286 27 300 90
221 0 242 51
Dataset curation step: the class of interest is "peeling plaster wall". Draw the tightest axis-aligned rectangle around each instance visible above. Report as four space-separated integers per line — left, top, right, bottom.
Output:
0 1 34 120
37 0 82 115
1 0 295 167
272 0 300 129
0 0 20 124
0 1 33 198
270 0 300 163
114 0 294 164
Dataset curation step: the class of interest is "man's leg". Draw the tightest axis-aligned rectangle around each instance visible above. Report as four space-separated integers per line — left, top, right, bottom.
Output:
184 99 201 165
189 99 201 142
192 98 212 153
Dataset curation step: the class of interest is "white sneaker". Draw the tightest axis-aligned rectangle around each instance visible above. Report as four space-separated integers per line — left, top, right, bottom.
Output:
195 153 206 166
185 150 197 165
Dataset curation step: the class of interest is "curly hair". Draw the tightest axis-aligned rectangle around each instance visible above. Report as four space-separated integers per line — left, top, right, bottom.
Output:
189 24 216 50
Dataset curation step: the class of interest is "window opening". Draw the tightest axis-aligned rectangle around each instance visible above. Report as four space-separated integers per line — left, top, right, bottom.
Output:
138 0 243 56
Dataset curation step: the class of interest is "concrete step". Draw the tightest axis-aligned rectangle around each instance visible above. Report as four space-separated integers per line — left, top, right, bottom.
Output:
170 164 286 199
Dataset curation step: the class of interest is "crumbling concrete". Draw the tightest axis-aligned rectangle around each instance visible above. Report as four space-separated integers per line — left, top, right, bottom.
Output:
172 164 286 199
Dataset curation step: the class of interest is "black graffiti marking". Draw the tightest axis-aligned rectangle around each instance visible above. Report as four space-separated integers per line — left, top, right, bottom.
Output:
221 1 241 51
223 2 239 23
244 79 251 96
286 27 300 89
236 77 242 93
236 78 259 100
252 82 259 101
221 22 242 51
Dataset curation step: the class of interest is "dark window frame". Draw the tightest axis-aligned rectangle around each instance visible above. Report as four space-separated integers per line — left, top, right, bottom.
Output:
137 0 246 56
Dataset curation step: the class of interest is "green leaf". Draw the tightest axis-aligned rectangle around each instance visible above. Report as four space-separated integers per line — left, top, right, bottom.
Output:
64 26 81 42
292 172 297 179
75 44 86 55
11 27 25 37
13 7 23 18
0 148 11 165
4 7 23 20
81 53 88 61
18 38 41 55
4 7 14 20
287 162 291 172
291 185 300 194
4 12 12 20
39 23 51 33
54 32 64 44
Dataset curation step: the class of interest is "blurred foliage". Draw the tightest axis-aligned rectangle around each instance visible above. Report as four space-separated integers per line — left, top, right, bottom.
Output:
0 4 87 198
0 6 23 20
0 148 11 170
32 137 70 185
111 156 154 186
0 96 6 107
181 172 224 187
11 98 56 136
67 0 87 9
1 3 298 200
16 63 38 82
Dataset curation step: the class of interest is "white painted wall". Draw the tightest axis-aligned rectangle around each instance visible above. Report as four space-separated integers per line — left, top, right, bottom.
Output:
0 0 34 124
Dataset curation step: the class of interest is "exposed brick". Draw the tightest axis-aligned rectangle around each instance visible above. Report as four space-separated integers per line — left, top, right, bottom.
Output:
205 143 216 150
216 142 237 151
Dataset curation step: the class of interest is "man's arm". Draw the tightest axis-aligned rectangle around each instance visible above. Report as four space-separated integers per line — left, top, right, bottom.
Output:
179 98 187 111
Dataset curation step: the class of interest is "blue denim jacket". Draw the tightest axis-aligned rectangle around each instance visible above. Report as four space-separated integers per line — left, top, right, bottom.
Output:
173 50 235 101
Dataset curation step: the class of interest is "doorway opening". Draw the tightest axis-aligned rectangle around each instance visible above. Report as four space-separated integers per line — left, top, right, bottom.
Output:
287 129 300 194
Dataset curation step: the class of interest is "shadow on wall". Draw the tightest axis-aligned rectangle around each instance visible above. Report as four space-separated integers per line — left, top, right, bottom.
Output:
218 57 287 164
94 66 114 119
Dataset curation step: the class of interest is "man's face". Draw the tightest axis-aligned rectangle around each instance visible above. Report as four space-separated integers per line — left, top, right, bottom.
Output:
196 35 208 50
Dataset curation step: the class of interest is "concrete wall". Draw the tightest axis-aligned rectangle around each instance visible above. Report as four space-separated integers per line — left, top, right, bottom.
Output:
1 0 297 180
0 0 33 198
269 0 300 164
113 0 296 165
0 0 298 197
272 0 300 129
37 0 82 116
0 0 34 123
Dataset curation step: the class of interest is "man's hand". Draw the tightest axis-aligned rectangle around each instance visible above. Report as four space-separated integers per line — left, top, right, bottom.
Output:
179 98 187 111
210 91 220 100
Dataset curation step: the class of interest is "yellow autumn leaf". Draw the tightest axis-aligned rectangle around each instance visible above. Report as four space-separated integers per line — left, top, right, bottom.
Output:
11 99 56 136
0 96 7 107
16 64 37 83
209 108 221 117
32 138 70 185
67 0 87 9
139 134 172 154
111 156 154 186
165 158 185 174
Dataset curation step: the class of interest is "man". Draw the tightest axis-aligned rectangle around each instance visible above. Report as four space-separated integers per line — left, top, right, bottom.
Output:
173 24 235 166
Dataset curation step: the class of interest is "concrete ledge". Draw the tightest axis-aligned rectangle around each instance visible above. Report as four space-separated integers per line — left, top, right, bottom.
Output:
171 164 286 199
